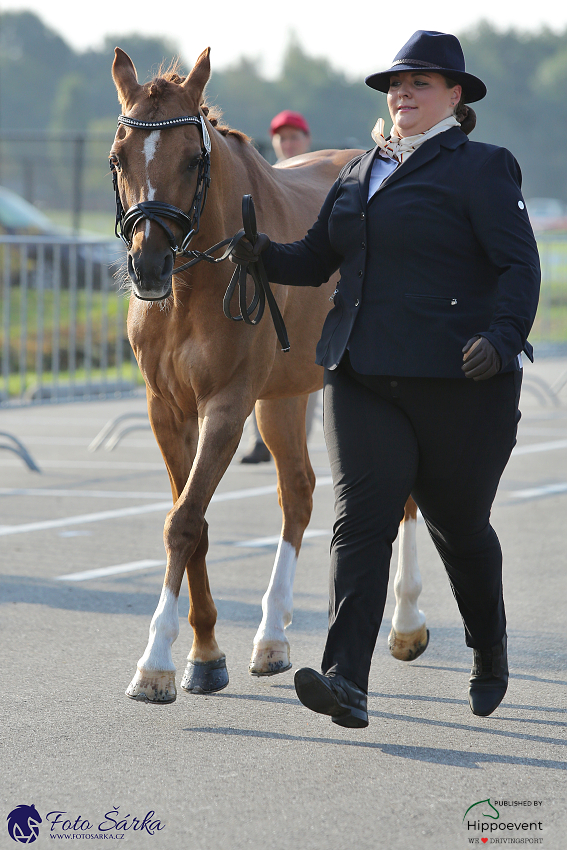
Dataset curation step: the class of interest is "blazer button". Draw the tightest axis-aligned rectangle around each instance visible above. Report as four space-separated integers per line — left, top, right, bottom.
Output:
355 299 360 307
360 213 365 220
358 270 363 277
361 242 366 249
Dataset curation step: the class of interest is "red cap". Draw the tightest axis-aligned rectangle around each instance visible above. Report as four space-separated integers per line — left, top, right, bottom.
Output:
270 110 310 137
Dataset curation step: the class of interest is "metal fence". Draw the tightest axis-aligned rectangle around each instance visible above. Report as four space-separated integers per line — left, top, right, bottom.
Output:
1 231 566 408
0 234 138 406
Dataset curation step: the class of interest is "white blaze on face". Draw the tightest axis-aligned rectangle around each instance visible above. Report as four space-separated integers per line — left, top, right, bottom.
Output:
143 130 160 238
138 585 179 672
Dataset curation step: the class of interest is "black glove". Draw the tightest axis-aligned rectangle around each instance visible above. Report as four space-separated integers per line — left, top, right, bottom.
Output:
462 336 502 380
229 232 271 265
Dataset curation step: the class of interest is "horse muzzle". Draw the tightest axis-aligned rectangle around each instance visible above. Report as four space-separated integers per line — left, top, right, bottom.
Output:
128 248 174 301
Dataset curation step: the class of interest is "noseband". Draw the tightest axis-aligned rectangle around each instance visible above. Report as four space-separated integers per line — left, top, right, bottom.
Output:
110 113 211 255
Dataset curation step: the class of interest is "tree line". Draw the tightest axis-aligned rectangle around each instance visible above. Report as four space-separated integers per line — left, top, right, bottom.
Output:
1 11 567 203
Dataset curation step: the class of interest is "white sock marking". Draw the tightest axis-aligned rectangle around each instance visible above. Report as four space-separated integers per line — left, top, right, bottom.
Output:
392 517 426 634
254 538 297 645
138 585 179 672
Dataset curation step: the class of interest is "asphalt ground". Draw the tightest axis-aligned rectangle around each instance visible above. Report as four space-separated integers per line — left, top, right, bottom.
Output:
1 357 566 850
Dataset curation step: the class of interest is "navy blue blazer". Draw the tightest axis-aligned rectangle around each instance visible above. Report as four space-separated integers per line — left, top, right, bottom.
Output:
263 126 541 378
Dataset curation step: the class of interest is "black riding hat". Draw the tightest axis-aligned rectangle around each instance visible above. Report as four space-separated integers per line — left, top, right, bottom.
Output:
365 30 487 104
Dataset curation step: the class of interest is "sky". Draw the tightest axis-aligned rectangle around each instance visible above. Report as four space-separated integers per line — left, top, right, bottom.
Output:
3 0 567 79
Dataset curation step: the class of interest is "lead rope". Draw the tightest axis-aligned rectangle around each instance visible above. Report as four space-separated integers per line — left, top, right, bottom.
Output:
176 195 290 352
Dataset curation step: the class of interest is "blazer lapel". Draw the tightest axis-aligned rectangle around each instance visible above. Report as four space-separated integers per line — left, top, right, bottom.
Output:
376 126 468 193
356 147 380 208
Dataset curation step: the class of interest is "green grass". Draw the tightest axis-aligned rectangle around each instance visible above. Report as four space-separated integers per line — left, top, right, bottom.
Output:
532 235 567 343
3 364 144 400
1 286 140 399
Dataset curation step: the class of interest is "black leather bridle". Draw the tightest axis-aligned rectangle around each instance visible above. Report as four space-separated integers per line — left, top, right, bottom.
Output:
109 112 290 351
110 113 212 255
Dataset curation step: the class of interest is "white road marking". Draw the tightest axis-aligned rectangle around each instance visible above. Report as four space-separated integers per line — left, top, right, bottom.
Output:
0 502 171 537
4 436 154 447
55 530 331 582
59 530 92 538
0 488 171 500
510 482 567 500
0 480 333 538
234 529 329 548
56 559 166 582
519 427 567 437
0 459 165 470
512 438 567 455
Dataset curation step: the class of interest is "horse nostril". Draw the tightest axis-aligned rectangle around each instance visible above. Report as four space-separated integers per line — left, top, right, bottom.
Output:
127 254 141 283
161 253 173 281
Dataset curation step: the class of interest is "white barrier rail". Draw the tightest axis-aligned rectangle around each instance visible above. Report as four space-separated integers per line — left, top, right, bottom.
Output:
1 232 566 408
0 234 139 406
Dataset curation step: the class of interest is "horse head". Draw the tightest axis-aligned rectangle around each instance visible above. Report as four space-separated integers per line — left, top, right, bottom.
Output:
111 47 212 301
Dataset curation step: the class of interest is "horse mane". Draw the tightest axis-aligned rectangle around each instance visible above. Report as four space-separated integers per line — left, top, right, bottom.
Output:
145 60 250 143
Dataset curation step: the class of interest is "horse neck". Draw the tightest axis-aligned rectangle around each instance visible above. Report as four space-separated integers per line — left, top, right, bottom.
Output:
195 127 271 248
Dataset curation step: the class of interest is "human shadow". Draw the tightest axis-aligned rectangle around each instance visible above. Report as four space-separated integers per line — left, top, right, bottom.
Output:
415 663 567 687
181 726 567 771
211 690 565 746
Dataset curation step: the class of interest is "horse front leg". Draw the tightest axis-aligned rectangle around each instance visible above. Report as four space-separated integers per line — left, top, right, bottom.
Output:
388 496 430 661
179 517 230 694
125 403 195 704
126 398 239 702
249 396 315 676
163 402 246 695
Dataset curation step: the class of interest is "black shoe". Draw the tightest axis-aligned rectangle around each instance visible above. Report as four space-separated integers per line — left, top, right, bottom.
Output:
294 668 368 728
468 634 508 717
240 442 271 464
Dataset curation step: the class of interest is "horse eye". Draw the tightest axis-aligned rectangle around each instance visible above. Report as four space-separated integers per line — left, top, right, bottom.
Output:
187 156 201 171
109 154 121 172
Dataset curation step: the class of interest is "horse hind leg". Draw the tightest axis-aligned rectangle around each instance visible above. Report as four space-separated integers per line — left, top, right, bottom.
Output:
249 395 315 676
388 496 430 661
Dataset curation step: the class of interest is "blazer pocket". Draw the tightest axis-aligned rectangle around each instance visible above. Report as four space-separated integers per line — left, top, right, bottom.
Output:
405 293 459 308
404 293 464 340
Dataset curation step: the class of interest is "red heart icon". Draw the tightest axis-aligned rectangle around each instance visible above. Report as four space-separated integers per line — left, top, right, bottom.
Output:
481 839 488 844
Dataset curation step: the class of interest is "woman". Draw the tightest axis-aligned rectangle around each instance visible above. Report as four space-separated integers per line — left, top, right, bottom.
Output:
231 30 540 728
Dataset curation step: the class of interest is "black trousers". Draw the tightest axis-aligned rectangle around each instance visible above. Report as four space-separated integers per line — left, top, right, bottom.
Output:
321 354 522 693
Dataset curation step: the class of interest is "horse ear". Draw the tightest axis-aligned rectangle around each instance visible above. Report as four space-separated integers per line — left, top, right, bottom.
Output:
181 48 211 99
112 47 143 109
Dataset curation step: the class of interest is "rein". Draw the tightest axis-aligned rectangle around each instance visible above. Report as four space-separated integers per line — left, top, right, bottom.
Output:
110 113 290 352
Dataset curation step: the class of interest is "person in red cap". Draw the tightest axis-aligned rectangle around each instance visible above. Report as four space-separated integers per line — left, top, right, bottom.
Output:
241 109 315 463
270 110 311 162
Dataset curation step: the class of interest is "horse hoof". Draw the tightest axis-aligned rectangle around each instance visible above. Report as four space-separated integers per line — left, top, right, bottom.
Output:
388 625 430 661
181 656 229 694
125 668 177 703
249 641 291 676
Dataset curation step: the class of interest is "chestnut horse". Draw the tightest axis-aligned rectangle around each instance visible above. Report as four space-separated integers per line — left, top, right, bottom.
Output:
110 47 429 703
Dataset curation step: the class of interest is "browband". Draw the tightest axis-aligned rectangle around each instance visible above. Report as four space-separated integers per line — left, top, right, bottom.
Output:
117 114 211 153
